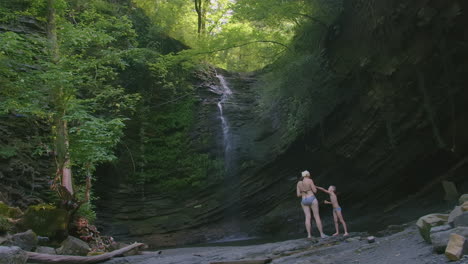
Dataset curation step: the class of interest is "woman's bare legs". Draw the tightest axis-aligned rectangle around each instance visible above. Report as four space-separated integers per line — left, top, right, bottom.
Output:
311 200 327 238
301 203 312 238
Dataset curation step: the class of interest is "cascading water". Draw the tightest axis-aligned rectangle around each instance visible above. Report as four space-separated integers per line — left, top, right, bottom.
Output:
215 74 233 169
212 73 253 242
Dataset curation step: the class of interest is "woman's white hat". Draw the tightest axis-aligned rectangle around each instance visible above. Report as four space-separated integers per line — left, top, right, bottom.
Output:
301 170 310 177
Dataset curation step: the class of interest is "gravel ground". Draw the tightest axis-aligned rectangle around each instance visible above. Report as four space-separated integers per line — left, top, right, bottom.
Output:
102 223 468 264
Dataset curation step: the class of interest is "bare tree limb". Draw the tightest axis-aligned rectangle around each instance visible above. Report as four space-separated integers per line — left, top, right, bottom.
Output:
26 242 145 264
192 40 290 55
294 13 329 28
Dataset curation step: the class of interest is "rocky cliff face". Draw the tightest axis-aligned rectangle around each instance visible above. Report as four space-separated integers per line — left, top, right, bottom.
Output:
237 0 468 234
0 18 54 209
95 0 468 247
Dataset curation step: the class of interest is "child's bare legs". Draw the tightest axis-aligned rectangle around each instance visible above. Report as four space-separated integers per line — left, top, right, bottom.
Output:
332 210 339 236
336 210 349 236
311 200 327 238
301 204 312 238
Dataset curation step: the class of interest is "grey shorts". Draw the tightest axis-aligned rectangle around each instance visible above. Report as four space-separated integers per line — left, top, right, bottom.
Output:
301 196 316 206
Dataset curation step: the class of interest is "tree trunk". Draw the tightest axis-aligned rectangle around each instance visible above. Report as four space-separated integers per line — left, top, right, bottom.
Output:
47 0 73 196
194 0 202 34
194 0 209 35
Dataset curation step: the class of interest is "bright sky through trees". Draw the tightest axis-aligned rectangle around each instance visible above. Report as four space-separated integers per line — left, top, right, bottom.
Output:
133 0 324 71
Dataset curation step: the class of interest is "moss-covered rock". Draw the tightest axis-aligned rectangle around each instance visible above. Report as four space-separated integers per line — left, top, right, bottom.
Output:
22 204 69 240
417 214 449 243
0 202 23 219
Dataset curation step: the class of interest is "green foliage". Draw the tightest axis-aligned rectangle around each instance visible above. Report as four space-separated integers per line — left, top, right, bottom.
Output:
0 0 141 184
0 202 23 218
114 50 222 193
75 202 96 223
0 145 17 159
73 185 97 223
256 7 344 147
0 216 13 234
133 97 221 191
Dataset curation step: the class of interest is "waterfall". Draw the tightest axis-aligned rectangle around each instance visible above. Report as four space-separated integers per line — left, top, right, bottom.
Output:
216 74 233 167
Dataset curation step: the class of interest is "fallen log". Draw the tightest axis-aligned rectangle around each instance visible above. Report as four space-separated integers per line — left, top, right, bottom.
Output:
210 259 272 264
27 242 145 264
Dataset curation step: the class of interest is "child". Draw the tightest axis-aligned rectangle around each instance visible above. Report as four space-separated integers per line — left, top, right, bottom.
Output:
317 185 349 236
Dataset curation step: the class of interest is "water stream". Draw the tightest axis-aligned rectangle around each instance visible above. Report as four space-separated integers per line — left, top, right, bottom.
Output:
215 74 233 170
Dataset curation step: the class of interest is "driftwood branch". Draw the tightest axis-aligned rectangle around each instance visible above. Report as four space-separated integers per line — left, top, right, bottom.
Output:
26 243 145 264
210 259 272 264
192 40 290 55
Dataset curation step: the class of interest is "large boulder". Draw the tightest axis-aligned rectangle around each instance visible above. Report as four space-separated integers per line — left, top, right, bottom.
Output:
2 230 37 251
0 246 27 264
453 212 468 227
21 204 69 240
430 226 468 253
445 233 466 261
459 194 468 205
448 206 463 227
56 236 90 256
416 214 449 243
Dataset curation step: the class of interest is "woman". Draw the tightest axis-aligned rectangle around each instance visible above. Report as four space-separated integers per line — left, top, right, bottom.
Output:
296 170 327 239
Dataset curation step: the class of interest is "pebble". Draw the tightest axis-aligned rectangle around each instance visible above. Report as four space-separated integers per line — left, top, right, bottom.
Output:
367 236 376 244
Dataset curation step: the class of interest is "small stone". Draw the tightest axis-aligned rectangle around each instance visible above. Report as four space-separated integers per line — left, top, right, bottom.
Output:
0 246 27 264
449 206 463 227
37 236 50 245
459 194 468 205
445 233 465 261
35 246 56 255
453 212 468 227
56 236 90 256
462 201 468 212
416 214 449 243
367 236 375 243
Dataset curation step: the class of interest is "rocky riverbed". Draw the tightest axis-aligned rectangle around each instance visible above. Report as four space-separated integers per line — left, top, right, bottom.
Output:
102 224 468 264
